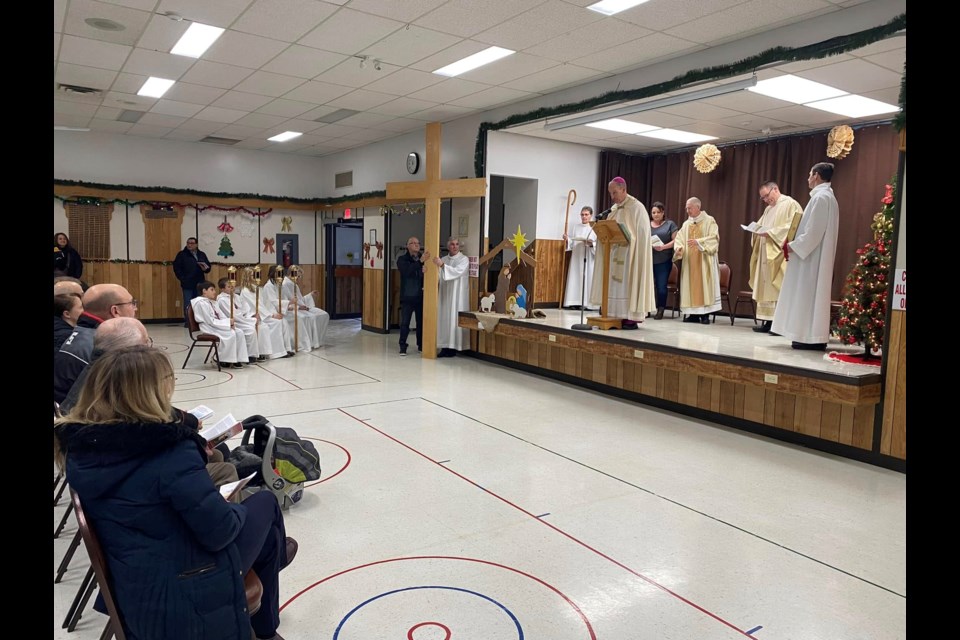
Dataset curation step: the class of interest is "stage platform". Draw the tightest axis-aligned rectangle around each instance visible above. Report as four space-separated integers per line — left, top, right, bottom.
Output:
459 309 900 471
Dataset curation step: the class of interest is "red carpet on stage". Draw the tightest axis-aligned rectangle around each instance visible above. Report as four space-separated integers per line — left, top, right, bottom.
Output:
826 351 881 367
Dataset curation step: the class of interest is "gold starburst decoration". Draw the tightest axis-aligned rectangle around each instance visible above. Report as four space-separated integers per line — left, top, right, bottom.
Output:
693 144 721 173
827 125 854 159
509 225 528 258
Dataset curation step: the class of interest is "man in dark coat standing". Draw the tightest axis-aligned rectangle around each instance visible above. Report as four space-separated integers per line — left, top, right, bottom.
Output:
173 237 212 327
396 237 425 356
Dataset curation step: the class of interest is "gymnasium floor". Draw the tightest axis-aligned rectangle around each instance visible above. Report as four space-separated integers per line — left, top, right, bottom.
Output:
54 318 906 639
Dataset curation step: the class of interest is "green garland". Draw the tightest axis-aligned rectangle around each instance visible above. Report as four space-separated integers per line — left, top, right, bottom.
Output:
53 180 387 207
86 259 261 266
893 61 906 131
473 13 906 177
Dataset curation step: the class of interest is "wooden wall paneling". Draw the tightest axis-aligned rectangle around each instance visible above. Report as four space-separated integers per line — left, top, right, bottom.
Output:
710 377 722 413
533 239 565 305
733 383 745 419
678 371 699 407
662 369 679 403
719 381 737 416
881 311 906 459
774 392 796 430
697 376 713 410
763 389 777 426
641 363 658 397
839 404 855 445
852 405 875 450
820 401 842 442
794 397 823 438
362 268 385 329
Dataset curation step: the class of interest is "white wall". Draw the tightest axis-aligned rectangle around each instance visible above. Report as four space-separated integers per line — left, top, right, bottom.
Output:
500 177 539 247
452 197 482 258
390 213 425 266
487 131 600 239
55 130 326 199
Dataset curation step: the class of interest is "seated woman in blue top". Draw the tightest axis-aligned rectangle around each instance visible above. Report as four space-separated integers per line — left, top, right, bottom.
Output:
54 345 296 640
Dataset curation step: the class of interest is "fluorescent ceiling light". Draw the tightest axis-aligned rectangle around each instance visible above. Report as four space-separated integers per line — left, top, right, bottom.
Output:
804 95 899 118
587 0 651 16
586 119 657 134
170 22 225 58
268 131 303 142
433 46 514 77
544 77 757 132
137 77 175 98
54 126 90 132
748 74 846 104
637 128 717 144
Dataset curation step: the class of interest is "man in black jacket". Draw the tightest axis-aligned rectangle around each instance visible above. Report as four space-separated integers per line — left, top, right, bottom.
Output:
396 237 425 356
173 237 212 327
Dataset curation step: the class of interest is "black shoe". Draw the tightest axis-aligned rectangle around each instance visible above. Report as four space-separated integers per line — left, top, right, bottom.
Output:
682 315 698 323
700 315 711 324
753 321 772 333
791 341 827 351
437 348 456 358
769 331 781 337
399 346 407 356
233 362 244 369
257 355 267 361
284 351 295 358
249 357 257 363
621 320 639 330
654 307 665 320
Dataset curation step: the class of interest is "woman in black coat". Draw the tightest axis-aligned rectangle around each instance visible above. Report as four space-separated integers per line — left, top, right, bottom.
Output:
54 232 83 278
53 292 83 356
55 346 296 640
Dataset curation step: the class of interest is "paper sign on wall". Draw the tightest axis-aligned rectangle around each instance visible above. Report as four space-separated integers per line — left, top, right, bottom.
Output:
893 269 906 311
468 256 479 277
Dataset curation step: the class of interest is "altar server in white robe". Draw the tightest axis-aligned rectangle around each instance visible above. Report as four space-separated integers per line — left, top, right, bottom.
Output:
191 281 248 368
263 266 319 353
430 237 470 357
216 277 263 362
772 162 840 350
589 177 656 328
563 206 598 309
238 267 291 359
281 275 329 348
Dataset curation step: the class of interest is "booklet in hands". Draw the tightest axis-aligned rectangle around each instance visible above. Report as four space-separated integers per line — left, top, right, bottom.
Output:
199 413 242 447
219 472 256 501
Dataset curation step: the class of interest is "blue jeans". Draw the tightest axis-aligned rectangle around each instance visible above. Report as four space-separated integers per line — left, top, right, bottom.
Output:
653 261 672 309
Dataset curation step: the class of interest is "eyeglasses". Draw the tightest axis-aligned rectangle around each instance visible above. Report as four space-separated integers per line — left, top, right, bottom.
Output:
114 299 139 307
148 337 154 347
758 190 771 201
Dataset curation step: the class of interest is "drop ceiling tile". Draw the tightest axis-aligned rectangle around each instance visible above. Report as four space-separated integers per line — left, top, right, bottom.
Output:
180 60 255 90
360 25 462 67
849 34 905 57
257 98 319 117
658 101 745 122
261 45 347 79
233 138 273 149
861 87 900 106
796 58 902 94
614 0 744 31
362 67 445 96
862 50 905 73
136 14 190 53
369 97 439 117
150 99 206 117
413 0 545 39
58 35 132 71
138 112 188 127
163 82 227 104
298 9 403 56
88 118 134 133
163 129 208 141
410 40 490 73
503 63 604 93
212 90 275 111
525 19 652 63
203 31 289 69
473 0 603 51
449 86 535 109
104 0 168 10
232 71 306 97
94 105 122 119
126 123 175 137
325 89 398 110
458 52 558 85
573 32 701 73
54 113 93 128
157 0 255 27
407 78 490 103
282 81 354 104
297 105 342 121
305 123 364 138
333 112 395 128
407 104 477 121
55 0 67 32
234 112 288 128
101 91 157 110
63 0 152 46
193 105 249 123
173 119 227 134
55 100 100 117
664 0 835 47
776 53 854 74
314 59 402 89
757 104 851 126
347 0 450 22
121 48 196 80
276 118 329 133
215 123 266 138
110 71 148 93
56 63 119 90
232 0 339 41
373 117 426 132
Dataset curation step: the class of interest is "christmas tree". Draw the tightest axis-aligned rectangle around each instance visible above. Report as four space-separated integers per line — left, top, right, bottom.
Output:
217 234 235 258
836 179 896 356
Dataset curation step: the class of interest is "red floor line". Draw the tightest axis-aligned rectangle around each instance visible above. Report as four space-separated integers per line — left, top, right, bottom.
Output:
338 408 754 638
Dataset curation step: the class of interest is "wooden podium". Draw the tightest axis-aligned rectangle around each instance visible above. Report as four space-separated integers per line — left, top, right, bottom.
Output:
587 219 630 330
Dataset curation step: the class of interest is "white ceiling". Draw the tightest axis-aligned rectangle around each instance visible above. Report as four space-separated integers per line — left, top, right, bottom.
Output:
54 0 903 157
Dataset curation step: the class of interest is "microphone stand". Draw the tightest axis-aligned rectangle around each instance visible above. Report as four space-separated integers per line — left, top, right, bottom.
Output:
572 235 593 331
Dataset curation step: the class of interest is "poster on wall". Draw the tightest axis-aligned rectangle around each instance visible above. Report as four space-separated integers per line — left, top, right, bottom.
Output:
277 234 299 267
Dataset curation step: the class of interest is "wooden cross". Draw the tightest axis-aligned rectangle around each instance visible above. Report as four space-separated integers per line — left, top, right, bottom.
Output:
386 122 486 359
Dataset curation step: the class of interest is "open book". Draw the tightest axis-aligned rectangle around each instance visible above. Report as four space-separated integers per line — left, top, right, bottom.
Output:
741 221 770 234
650 235 664 247
219 472 256 501
198 413 242 447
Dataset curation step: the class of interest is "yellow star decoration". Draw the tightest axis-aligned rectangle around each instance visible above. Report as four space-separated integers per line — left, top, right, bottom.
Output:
509 225 528 258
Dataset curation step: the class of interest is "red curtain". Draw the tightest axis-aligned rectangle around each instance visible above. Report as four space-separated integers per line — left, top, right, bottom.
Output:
597 124 900 299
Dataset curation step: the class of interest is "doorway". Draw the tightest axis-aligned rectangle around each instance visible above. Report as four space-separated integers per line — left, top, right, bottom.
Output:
486 175 538 290
324 222 363 319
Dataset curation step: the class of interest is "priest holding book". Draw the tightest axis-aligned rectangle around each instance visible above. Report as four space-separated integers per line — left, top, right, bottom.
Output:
748 181 803 333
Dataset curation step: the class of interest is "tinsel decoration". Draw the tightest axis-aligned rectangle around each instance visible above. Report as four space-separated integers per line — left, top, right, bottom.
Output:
835 178 896 356
826 125 855 159
693 144 721 173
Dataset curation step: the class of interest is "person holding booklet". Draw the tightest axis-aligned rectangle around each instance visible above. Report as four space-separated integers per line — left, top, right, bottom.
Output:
649 202 679 320
55 346 298 640
747 181 803 333
562 206 598 310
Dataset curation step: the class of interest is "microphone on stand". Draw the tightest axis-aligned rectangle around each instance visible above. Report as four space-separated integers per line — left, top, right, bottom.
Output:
594 207 613 221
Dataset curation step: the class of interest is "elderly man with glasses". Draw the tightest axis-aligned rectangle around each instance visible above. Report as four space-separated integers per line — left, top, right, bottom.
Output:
54 284 139 403
747 181 803 333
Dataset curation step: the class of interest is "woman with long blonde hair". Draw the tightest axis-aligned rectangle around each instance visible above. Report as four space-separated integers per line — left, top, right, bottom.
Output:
55 346 296 640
